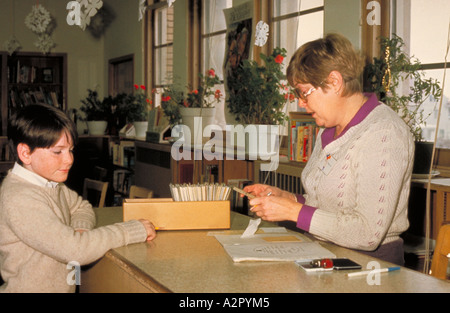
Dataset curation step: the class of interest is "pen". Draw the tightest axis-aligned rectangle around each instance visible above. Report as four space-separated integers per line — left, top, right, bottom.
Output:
347 266 400 277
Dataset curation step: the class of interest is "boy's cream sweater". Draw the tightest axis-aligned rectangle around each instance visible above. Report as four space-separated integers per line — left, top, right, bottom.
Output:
0 171 148 293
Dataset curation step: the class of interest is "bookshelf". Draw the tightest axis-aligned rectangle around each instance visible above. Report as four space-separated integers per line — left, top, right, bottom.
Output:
0 51 67 135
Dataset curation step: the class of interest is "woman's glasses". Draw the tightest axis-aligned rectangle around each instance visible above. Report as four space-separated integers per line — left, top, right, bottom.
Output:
293 86 317 102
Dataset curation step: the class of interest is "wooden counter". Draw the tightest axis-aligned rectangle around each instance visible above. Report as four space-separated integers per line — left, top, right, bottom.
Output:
80 206 450 293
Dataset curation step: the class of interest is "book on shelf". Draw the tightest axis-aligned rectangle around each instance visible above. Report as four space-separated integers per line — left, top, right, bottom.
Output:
8 60 56 85
111 141 135 167
288 113 318 163
8 87 61 110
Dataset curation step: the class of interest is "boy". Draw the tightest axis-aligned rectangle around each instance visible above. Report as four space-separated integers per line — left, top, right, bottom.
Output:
0 104 156 293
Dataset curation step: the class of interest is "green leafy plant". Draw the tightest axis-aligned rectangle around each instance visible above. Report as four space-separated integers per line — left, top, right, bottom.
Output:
79 89 113 121
160 69 223 126
120 84 151 122
160 85 184 126
364 34 442 141
226 47 295 125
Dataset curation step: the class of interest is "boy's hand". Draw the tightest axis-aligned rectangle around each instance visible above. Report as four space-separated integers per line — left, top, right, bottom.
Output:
139 219 157 241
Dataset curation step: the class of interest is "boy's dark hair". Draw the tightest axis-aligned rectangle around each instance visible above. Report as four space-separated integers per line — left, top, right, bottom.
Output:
8 104 78 159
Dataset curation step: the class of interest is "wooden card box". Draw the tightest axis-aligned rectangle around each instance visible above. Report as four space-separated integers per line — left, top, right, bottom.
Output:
123 198 230 230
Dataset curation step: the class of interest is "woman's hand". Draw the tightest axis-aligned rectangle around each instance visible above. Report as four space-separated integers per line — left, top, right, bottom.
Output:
139 219 157 241
249 196 302 223
244 184 297 201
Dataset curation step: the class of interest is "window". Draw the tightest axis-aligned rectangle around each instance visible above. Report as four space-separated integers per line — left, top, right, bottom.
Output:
201 0 233 127
202 0 232 76
200 0 324 127
271 0 324 129
154 5 174 87
272 0 324 72
396 0 450 146
146 1 174 108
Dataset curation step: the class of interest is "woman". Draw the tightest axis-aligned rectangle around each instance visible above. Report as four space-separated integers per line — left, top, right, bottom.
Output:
245 33 414 265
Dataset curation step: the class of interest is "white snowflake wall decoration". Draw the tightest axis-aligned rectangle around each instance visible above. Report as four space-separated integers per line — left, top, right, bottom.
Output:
25 4 56 54
254 21 269 47
139 0 147 21
3 1 21 55
35 34 55 54
3 36 21 55
25 5 52 34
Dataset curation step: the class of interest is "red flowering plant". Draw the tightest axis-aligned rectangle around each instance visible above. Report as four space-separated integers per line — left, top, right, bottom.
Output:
186 69 222 108
160 84 184 126
227 47 296 125
161 69 223 126
121 84 152 122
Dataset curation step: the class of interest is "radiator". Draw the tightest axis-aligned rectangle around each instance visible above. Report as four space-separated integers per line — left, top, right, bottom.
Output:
254 161 305 195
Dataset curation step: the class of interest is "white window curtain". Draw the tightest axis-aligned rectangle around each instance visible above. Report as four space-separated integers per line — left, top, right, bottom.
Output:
202 0 232 128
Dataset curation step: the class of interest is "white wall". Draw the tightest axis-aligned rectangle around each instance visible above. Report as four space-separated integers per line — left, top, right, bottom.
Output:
0 0 106 115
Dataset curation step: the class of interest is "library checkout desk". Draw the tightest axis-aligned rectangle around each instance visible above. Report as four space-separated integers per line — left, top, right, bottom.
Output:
79 206 450 293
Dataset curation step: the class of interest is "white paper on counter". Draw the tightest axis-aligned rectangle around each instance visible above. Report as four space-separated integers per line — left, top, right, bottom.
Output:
241 218 261 238
214 231 336 263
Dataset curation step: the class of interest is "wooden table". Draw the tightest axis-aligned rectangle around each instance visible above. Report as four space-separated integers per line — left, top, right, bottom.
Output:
80 207 450 293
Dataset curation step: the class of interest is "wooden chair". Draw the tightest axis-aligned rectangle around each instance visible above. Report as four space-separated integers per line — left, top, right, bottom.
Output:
430 223 450 280
83 178 108 208
93 166 108 181
129 185 153 199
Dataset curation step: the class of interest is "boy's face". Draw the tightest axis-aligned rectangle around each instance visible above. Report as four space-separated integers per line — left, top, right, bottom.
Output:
24 131 74 183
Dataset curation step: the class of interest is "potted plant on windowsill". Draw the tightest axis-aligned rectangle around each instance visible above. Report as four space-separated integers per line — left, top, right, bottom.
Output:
226 47 296 157
161 69 222 144
364 34 442 174
79 89 112 135
227 47 294 125
120 84 151 138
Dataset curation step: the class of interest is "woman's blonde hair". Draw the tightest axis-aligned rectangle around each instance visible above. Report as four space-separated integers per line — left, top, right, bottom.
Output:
287 33 365 97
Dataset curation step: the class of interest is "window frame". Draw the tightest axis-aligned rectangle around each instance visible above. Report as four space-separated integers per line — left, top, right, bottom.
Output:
265 0 325 70
144 0 175 108
199 0 232 85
